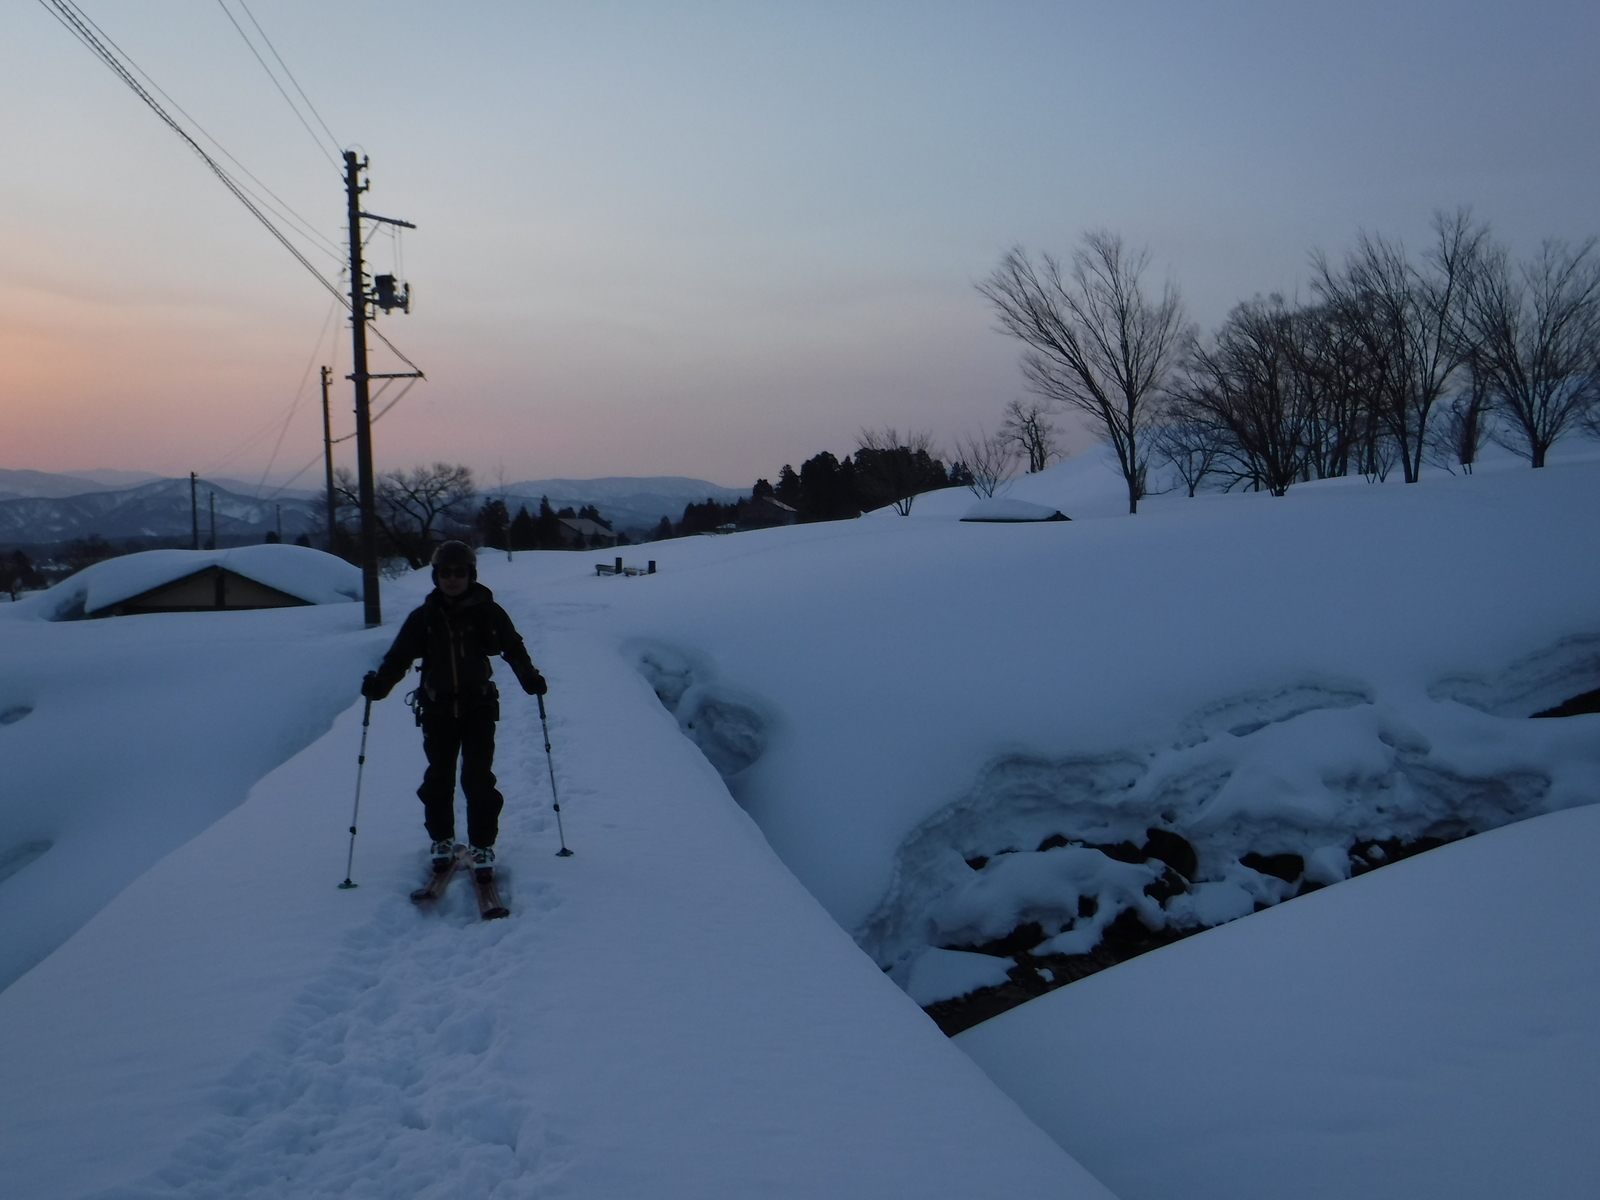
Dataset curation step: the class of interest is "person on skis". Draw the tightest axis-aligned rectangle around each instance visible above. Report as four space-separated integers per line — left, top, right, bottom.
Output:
361 540 546 875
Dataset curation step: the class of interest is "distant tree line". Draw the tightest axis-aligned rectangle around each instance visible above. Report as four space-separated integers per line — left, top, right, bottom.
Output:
641 429 960 542
672 430 957 538
978 212 1600 508
0 550 45 599
476 497 622 551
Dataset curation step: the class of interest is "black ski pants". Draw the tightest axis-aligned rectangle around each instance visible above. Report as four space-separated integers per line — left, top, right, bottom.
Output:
417 702 503 848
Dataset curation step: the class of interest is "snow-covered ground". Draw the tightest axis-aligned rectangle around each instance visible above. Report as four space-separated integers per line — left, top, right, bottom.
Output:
0 444 1596 1197
957 802 1600 1200
0 568 1105 1199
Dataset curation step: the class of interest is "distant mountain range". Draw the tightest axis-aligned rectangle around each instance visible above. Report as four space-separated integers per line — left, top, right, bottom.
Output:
0 470 746 549
0 478 320 548
0 469 318 503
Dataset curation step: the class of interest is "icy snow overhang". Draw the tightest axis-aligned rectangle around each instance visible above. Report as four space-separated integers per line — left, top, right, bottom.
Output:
960 498 1070 523
26 546 363 621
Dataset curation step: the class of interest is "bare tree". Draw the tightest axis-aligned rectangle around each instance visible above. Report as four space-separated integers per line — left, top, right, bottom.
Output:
980 232 1190 513
855 428 949 515
954 429 1017 498
998 399 1058 473
1177 299 1312 499
338 462 476 569
1313 209 1487 483
1459 236 1600 467
1149 400 1227 498
1428 353 1493 474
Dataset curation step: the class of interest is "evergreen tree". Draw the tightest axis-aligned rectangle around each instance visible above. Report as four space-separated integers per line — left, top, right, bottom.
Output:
652 515 674 541
508 505 538 551
476 498 511 549
677 498 740 535
774 465 802 507
534 497 565 549
798 452 861 521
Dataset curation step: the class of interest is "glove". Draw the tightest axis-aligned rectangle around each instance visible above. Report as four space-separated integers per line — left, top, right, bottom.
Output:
523 669 548 696
361 671 389 701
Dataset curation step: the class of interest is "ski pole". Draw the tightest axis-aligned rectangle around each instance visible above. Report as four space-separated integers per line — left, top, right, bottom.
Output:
538 693 574 857
339 696 373 888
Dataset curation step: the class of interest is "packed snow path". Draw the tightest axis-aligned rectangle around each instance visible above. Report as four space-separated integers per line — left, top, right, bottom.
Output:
0 577 1107 1199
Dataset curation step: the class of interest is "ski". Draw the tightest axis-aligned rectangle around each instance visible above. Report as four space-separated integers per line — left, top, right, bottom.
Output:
470 866 510 920
410 846 464 904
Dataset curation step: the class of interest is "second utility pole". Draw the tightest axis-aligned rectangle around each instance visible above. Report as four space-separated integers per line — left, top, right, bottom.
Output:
321 365 337 555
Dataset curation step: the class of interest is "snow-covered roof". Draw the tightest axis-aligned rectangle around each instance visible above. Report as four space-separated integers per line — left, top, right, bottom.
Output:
21 546 362 620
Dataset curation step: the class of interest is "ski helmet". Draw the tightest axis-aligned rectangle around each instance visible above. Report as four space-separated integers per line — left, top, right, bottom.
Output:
431 540 477 584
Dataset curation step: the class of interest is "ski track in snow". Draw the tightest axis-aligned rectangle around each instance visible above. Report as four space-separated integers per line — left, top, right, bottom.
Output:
89 653 574 1200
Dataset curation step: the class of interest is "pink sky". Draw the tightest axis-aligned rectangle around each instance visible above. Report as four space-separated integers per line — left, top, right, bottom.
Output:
4 1 1597 489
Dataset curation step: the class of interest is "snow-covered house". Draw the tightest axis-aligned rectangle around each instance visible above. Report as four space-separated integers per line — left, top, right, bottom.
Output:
736 494 799 528
43 545 363 620
959 497 1070 523
557 517 620 548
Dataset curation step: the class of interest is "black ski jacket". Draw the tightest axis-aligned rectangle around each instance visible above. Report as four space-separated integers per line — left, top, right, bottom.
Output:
368 583 541 714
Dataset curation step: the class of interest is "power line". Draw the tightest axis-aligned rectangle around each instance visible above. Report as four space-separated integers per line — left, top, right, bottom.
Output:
253 298 342 495
39 0 347 292
56 2 342 260
41 0 427 502
236 0 342 155
215 0 340 168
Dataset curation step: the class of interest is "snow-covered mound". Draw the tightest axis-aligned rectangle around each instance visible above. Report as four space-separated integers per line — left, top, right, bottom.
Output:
0 600 383 991
956 802 1600 1200
960 497 1068 522
598 455 1600 1000
12 544 363 621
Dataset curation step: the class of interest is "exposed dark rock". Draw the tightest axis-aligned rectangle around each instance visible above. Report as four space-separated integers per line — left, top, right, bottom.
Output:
1142 827 1198 879
1240 851 1305 883
924 911 1201 1036
1085 839 1146 864
924 828 1479 1036
1532 687 1600 718
1142 865 1188 904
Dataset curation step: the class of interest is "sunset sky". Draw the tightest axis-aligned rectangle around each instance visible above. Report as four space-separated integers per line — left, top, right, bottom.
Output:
3 1 1597 491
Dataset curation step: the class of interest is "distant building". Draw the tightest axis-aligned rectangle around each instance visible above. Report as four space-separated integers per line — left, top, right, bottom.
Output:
736 495 799 528
557 517 621 549
60 545 362 619
93 564 312 616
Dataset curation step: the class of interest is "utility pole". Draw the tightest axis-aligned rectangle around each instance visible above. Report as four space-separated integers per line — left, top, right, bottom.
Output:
208 491 216 550
321 365 337 555
190 472 199 550
343 151 418 628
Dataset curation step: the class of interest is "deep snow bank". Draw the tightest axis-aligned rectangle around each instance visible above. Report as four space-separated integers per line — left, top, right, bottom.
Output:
591 455 1600 1009
956 802 1600 1200
0 599 386 991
